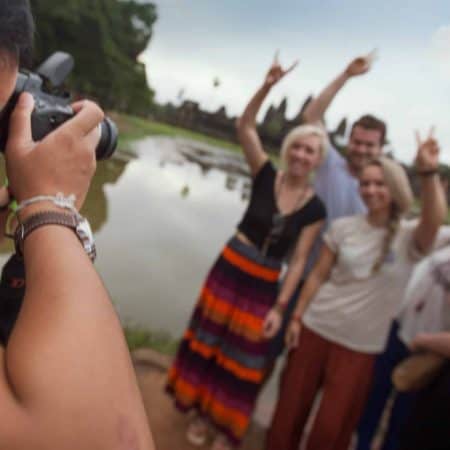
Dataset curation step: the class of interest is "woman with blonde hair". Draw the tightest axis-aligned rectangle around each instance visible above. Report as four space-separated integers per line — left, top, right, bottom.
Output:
266 130 447 450
167 53 328 450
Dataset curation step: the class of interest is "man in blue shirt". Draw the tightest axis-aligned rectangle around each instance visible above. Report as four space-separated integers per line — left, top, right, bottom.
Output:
268 53 387 356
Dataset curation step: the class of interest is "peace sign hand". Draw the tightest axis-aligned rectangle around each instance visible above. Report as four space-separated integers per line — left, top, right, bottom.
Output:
415 127 440 172
264 50 299 88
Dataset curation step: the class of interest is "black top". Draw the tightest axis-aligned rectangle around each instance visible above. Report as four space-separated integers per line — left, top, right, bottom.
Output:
237 161 326 260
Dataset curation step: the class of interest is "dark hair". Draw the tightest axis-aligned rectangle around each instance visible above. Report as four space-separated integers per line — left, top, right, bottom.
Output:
0 0 34 67
351 114 387 146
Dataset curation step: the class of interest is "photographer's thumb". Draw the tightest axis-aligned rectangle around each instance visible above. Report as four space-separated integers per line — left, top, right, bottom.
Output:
7 92 34 156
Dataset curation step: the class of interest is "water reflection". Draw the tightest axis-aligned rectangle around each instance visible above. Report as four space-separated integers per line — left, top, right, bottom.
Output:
94 136 250 336
81 156 130 233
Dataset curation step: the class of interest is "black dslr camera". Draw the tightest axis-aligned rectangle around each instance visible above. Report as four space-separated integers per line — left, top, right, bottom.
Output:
0 52 117 159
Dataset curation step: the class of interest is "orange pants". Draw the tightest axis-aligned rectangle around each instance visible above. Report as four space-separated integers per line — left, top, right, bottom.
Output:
266 326 375 450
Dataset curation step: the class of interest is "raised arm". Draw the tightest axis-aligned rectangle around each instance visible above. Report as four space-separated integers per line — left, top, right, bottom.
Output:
413 129 448 254
0 94 154 449
237 52 298 176
285 244 336 349
302 51 376 124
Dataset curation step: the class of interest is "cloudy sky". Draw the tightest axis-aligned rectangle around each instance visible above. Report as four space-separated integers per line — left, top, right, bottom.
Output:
140 0 450 164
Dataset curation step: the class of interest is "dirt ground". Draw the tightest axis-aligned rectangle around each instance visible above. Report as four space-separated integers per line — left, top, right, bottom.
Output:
132 348 265 450
132 349 377 450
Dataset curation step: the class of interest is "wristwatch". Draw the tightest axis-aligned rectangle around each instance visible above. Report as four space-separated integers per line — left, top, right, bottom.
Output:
14 210 97 261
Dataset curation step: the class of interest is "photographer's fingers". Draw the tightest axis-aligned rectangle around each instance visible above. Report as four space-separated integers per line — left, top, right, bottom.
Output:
63 100 104 139
7 92 35 154
83 123 102 153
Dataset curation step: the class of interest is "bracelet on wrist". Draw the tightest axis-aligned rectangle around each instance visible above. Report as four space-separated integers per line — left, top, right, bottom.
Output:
14 210 96 261
16 192 78 215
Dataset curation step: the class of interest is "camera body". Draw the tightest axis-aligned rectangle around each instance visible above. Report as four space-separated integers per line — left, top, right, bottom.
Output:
0 52 117 160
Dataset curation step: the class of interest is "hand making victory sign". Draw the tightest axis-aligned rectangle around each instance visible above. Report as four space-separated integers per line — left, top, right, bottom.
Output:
263 50 299 88
415 126 440 173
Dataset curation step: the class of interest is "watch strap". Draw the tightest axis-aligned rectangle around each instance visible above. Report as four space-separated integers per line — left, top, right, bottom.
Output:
15 211 79 257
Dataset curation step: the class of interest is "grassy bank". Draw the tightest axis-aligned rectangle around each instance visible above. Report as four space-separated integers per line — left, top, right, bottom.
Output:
124 326 179 356
112 112 241 153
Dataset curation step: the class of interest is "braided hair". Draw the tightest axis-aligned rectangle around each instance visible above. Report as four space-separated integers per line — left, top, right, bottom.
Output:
372 203 401 273
363 158 414 274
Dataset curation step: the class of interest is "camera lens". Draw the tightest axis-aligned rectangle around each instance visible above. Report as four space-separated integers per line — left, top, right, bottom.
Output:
96 117 118 160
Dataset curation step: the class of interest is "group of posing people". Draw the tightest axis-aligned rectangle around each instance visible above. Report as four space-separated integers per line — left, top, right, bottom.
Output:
166 52 450 450
0 2 448 449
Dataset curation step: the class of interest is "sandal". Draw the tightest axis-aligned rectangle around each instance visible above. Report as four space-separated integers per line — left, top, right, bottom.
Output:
210 433 233 450
186 417 209 446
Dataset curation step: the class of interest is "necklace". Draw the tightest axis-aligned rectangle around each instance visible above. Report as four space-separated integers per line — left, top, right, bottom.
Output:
261 172 310 257
275 171 310 216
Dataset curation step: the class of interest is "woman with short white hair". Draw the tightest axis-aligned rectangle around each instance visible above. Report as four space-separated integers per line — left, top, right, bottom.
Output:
167 53 328 450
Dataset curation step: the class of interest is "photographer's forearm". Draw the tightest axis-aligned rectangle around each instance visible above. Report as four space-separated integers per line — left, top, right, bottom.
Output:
5 226 154 449
302 71 349 124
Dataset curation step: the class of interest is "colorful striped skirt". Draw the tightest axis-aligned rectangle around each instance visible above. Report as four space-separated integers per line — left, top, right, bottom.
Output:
166 236 281 446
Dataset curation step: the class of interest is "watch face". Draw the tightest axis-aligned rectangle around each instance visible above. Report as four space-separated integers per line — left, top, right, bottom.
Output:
76 217 97 261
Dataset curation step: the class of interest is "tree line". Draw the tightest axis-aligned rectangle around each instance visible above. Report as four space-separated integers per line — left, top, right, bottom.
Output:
30 0 157 115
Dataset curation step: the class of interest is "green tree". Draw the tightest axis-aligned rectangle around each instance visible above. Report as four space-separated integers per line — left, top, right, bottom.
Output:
30 0 157 115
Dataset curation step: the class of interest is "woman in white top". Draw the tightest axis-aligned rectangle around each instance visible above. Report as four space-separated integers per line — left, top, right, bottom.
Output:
266 130 447 450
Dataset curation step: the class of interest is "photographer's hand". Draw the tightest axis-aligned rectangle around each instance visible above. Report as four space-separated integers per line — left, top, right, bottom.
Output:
6 93 102 217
